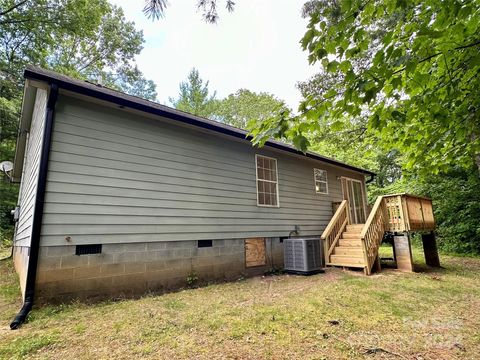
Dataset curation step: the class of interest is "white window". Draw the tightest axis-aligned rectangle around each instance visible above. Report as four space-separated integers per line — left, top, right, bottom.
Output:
314 168 328 194
256 155 279 207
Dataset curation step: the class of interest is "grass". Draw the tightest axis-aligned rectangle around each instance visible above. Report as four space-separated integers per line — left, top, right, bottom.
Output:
1 248 479 359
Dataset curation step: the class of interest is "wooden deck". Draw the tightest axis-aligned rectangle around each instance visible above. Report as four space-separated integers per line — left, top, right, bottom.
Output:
322 194 436 275
383 193 435 232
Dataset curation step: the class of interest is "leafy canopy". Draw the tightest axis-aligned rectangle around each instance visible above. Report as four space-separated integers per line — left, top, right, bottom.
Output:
0 0 156 242
252 0 480 175
216 89 289 129
0 0 157 101
170 68 218 118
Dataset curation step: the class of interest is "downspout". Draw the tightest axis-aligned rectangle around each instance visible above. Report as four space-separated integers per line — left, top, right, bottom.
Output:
10 83 58 330
366 173 375 184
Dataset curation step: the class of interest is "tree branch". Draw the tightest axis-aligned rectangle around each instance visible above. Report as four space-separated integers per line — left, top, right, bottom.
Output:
0 0 28 17
392 39 480 75
454 39 480 50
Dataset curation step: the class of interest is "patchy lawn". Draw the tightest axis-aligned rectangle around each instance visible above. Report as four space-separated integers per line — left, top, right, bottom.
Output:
0 248 479 360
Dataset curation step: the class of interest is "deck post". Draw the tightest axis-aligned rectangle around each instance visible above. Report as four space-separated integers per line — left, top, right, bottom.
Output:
374 255 381 273
421 231 441 267
393 232 414 272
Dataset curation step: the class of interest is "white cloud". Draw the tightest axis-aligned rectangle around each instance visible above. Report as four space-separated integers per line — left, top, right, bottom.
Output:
110 0 317 110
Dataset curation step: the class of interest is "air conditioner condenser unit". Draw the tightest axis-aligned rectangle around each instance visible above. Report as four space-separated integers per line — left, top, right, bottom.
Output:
284 237 324 275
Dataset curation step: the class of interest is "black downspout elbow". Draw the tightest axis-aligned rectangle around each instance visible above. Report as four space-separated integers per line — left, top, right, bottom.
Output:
10 82 58 330
10 295 33 330
366 173 376 184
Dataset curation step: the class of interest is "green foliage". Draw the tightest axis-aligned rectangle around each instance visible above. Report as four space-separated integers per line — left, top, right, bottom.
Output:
215 89 289 129
414 168 480 255
0 0 157 100
0 0 156 243
367 167 480 255
186 271 198 287
170 68 218 118
252 0 480 176
247 0 480 256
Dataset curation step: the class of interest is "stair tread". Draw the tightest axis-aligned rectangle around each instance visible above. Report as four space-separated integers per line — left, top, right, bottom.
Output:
342 233 362 238
327 262 365 268
338 240 362 246
331 254 364 259
334 250 363 255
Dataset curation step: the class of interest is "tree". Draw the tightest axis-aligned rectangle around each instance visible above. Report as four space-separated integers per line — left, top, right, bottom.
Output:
251 0 480 176
215 89 289 129
0 0 157 101
0 0 156 244
170 68 218 118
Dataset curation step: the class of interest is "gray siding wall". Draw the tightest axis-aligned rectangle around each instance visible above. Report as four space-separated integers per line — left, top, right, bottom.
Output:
14 88 47 247
40 94 365 246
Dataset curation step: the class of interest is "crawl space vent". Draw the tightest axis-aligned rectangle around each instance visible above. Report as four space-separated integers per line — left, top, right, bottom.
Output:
75 244 102 256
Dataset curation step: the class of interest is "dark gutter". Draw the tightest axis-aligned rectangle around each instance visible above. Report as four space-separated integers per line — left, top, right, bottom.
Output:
10 83 58 330
366 173 376 184
23 68 376 176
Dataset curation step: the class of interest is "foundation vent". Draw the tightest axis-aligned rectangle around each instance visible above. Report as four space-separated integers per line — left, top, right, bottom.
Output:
75 244 102 256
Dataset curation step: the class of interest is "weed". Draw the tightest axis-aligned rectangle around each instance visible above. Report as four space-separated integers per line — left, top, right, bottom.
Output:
186 271 198 287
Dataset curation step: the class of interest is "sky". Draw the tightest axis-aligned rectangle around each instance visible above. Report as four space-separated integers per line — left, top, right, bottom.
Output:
110 1 317 110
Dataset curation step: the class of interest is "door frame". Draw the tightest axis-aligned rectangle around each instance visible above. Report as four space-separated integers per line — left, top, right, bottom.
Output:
340 177 368 224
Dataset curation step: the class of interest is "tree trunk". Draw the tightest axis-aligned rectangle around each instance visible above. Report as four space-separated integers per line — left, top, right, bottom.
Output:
476 153 480 177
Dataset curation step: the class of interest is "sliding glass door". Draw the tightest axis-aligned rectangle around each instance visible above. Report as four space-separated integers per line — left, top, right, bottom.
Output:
341 178 366 224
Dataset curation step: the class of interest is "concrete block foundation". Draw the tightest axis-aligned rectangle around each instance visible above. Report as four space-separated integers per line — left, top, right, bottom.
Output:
32 238 284 303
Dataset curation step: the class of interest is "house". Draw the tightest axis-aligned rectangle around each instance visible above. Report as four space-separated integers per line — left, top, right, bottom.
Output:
10 66 376 317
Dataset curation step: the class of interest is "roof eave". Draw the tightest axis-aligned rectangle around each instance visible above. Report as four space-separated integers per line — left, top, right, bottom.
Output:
12 80 41 182
23 67 376 177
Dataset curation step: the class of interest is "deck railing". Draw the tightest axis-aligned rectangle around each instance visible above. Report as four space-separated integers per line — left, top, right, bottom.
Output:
321 200 349 262
360 196 388 274
384 195 405 231
383 194 435 232
323 194 435 274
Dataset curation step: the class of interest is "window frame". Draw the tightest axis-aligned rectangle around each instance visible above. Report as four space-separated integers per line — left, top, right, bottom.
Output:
314 168 329 195
255 154 280 208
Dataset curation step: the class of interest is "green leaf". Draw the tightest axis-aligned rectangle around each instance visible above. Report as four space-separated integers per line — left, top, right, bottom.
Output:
325 41 337 54
330 121 344 131
345 70 356 83
339 60 352 74
327 61 339 73
417 29 445 38
324 89 337 98
293 135 309 152
405 61 417 75
315 47 328 59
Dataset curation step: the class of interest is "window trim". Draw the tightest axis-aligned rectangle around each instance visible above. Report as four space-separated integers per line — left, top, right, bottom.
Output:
255 154 280 208
314 168 329 195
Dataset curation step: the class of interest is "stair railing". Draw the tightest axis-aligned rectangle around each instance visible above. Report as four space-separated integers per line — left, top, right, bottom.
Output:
360 196 388 275
321 200 349 263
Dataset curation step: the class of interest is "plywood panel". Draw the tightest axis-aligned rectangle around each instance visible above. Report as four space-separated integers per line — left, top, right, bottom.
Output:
420 199 435 229
406 197 424 230
245 238 266 267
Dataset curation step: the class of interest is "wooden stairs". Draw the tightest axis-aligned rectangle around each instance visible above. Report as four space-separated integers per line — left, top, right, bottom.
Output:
321 198 387 275
321 194 437 275
327 224 365 269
